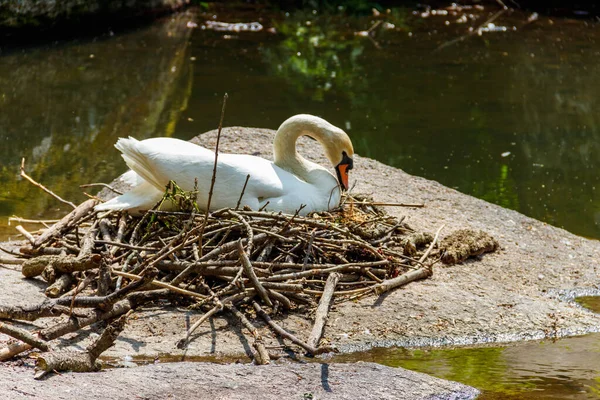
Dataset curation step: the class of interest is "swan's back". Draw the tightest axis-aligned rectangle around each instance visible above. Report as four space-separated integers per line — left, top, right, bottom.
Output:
99 137 340 214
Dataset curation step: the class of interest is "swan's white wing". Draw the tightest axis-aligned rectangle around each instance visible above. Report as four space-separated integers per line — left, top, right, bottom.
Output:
99 136 340 214
119 169 144 186
114 137 293 209
116 137 213 191
95 180 164 212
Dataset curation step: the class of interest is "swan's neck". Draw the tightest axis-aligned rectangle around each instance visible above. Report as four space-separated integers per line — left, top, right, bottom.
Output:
273 119 330 185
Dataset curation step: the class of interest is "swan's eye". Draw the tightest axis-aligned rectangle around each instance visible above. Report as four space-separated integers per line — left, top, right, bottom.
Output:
341 151 353 170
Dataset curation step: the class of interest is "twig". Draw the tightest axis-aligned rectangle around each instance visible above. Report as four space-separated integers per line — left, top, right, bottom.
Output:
20 158 76 209
225 304 270 365
45 273 75 298
79 183 123 195
418 224 445 265
32 199 98 248
238 240 272 307
0 303 74 322
227 209 254 255
356 202 425 208
372 225 445 295
372 267 431 296
307 272 340 349
0 321 50 352
198 93 228 254
235 174 251 210
15 225 36 245
0 257 24 265
36 313 129 374
0 291 162 361
180 290 252 348
21 254 102 278
111 270 207 300
253 302 334 356
302 229 316 270
95 240 157 252
9 217 60 225
264 260 389 282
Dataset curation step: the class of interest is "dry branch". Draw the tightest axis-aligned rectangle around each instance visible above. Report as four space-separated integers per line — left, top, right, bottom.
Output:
238 240 272 307
21 254 102 278
253 302 334 356
36 314 128 374
307 272 340 349
20 158 76 209
32 199 97 248
0 322 49 352
225 304 270 365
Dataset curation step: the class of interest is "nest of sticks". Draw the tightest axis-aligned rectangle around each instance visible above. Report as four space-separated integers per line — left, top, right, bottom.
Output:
0 178 452 373
0 102 498 374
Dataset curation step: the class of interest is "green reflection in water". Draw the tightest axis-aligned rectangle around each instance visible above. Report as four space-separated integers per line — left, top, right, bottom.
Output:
333 334 600 399
263 12 365 102
576 296 600 313
0 11 194 239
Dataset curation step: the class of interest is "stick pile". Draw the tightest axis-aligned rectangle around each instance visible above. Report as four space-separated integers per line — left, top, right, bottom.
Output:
0 95 459 373
0 191 441 372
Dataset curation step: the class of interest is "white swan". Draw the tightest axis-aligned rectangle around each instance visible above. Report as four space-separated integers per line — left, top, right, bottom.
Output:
95 114 354 215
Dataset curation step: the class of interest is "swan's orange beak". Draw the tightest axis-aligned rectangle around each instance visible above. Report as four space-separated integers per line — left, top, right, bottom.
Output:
335 152 353 191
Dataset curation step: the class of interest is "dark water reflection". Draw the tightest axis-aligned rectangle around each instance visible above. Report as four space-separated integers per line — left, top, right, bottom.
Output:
0 11 193 238
2 6 599 240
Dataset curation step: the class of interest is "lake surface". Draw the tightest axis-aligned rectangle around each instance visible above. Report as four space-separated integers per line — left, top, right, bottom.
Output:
1 4 600 398
1 4 599 240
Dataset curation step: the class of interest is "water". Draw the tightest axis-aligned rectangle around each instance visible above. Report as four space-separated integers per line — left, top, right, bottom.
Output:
332 297 600 399
1 4 600 398
1 5 600 240
333 333 600 399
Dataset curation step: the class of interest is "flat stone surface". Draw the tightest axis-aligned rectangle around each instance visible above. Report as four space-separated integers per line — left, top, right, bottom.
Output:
1 125 599 398
0 361 479 400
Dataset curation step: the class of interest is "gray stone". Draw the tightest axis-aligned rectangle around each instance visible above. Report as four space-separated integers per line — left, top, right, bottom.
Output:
0 361 479 400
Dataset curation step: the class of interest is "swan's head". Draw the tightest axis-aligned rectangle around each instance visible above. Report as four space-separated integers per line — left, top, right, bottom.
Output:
277 114 354 190
327 132 353 192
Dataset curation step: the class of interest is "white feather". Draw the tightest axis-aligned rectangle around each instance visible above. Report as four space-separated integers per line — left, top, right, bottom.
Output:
95 115 353 215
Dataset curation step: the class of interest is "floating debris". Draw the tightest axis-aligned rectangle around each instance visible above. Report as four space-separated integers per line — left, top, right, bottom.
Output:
203 21 263 32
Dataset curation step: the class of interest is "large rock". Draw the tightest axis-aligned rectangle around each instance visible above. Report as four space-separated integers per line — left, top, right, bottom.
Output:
1 125 599 399
0 361 479 400
89 126 600 357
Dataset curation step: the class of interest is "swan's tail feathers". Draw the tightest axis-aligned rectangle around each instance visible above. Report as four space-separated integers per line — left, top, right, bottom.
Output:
94 181 164 214
115 137 164 192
